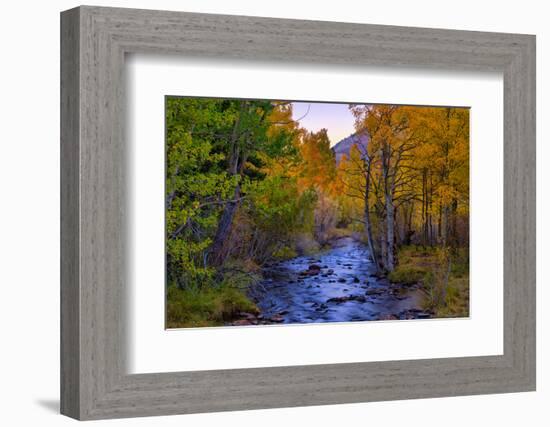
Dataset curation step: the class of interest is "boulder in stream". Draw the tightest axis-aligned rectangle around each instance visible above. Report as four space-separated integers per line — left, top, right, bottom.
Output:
269 314 285 322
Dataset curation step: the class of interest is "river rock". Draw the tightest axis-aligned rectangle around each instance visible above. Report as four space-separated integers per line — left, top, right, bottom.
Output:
327 294 366 304
300 265 321 277
232 319 254 326
337 278 346 283
316 303 328 311
416 312 431 319
237 312 258 321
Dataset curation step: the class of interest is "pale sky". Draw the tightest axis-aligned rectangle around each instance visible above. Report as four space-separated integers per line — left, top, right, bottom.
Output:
291 102 357 146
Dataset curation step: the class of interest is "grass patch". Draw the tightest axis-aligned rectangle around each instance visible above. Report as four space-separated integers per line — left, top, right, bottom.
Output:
390 245 469 318
272 245 298 261
388 266 427 285
166 263 260 328
166 285 259 328
388 245 435 286
432 276 469 318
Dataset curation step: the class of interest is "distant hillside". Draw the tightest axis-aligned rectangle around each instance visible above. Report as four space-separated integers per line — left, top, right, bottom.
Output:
331 131 369 164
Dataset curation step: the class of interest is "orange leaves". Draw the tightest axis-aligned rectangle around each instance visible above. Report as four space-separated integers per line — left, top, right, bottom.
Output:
298 129 337 192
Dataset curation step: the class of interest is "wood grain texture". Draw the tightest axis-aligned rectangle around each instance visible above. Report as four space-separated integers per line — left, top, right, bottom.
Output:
60 7 80 419
60 5 536 420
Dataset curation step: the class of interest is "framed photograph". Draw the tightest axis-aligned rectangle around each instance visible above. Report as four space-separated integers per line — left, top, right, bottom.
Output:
61 5 536 420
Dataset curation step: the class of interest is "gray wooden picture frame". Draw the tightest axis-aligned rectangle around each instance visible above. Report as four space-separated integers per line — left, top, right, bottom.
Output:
60 5 536 421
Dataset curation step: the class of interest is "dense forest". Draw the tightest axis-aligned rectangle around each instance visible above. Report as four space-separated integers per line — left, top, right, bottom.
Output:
166 97 469 328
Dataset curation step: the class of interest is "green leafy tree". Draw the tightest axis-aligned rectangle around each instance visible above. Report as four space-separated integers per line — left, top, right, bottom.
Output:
165 98 300 287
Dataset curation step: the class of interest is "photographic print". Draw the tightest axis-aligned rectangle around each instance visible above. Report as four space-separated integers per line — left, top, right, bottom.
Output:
165 97 470 328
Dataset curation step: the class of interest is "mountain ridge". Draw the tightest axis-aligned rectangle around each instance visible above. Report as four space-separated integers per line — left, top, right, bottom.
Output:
331 131 369 163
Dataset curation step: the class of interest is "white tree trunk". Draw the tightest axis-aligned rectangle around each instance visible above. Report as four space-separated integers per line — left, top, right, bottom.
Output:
385 191 395 272
363 162 380 273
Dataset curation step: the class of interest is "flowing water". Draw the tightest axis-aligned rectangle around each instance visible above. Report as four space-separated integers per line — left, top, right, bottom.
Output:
251 237 429 324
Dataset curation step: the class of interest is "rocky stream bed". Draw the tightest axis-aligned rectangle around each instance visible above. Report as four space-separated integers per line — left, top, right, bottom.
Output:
229 237 432 326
